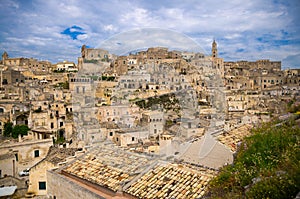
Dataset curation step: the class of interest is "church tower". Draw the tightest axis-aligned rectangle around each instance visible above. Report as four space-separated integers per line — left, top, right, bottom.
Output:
212 40 218 58
2 51 8 62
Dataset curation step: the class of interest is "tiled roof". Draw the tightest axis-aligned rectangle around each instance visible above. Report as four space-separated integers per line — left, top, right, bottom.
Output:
125 163 215 199
61 144 220 198
63 144 155 192
216 124 252 151
64 158 131 192
45 146 79 164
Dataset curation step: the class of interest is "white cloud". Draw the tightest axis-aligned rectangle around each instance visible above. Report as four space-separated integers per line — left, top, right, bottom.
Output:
0 0 19 9
0 0 299 68
120 8 157 27
77 34 88 40
103 24 118 32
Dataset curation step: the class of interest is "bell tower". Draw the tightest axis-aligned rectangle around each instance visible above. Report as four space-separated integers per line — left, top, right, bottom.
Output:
212 39 218 58
2 51 8 62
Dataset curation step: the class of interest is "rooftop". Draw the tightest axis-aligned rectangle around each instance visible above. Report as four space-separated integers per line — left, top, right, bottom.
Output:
63 144 156 192
60 143 220 198
125 163 215 199
216 124 252 152
45 146 80 165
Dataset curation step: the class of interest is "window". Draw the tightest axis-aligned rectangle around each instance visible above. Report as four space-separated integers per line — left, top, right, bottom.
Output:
60 122 63 127
34 150 39 157
51 123 54 129
2 79 8 85
132 137 135 141
39 181 46 190
154 129 157 134
109 132 113 136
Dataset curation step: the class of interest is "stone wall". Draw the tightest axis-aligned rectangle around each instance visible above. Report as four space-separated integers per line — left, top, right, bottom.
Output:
0 153 16 177
47 170 105 199
0 139 52 174
28 161 54 196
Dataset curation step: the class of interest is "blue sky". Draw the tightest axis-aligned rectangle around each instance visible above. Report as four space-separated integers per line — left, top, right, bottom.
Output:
0 0 299 69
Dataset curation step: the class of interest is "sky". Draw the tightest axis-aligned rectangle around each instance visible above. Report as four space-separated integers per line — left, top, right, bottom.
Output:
0 0 300 69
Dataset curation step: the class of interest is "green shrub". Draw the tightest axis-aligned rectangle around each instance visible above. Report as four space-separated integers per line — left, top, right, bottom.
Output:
207 120 300 198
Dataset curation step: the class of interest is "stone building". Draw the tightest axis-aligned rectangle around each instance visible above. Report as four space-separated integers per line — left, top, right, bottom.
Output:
0 139 53 176
1 68 25 85
284 69 300 86
81 45 109 61
168 50 181 59
114 127 149 147
28 146 81 196
1 52 29 68
147 47 168 59
97 105 140 127
53 61 78 72
95 80 118 106
46 144 216 199
0 153 17 177
1 52 52 73
27 58 52 73
141 110 164 136
113 56 129 75
118 69 150 90
210 40 225 78
99 121 119 141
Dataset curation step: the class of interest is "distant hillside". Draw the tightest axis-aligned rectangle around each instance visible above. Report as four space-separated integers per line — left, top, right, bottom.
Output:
205 116 300 199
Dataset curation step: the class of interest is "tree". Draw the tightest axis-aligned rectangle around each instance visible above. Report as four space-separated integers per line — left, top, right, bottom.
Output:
11 125 29 139
3 122 13 137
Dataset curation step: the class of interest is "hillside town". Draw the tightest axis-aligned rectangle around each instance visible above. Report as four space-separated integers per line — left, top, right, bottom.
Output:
0 41 299 198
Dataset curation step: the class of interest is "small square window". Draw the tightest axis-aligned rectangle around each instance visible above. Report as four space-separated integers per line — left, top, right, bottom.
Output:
34 150 39 157
39 181 46 190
